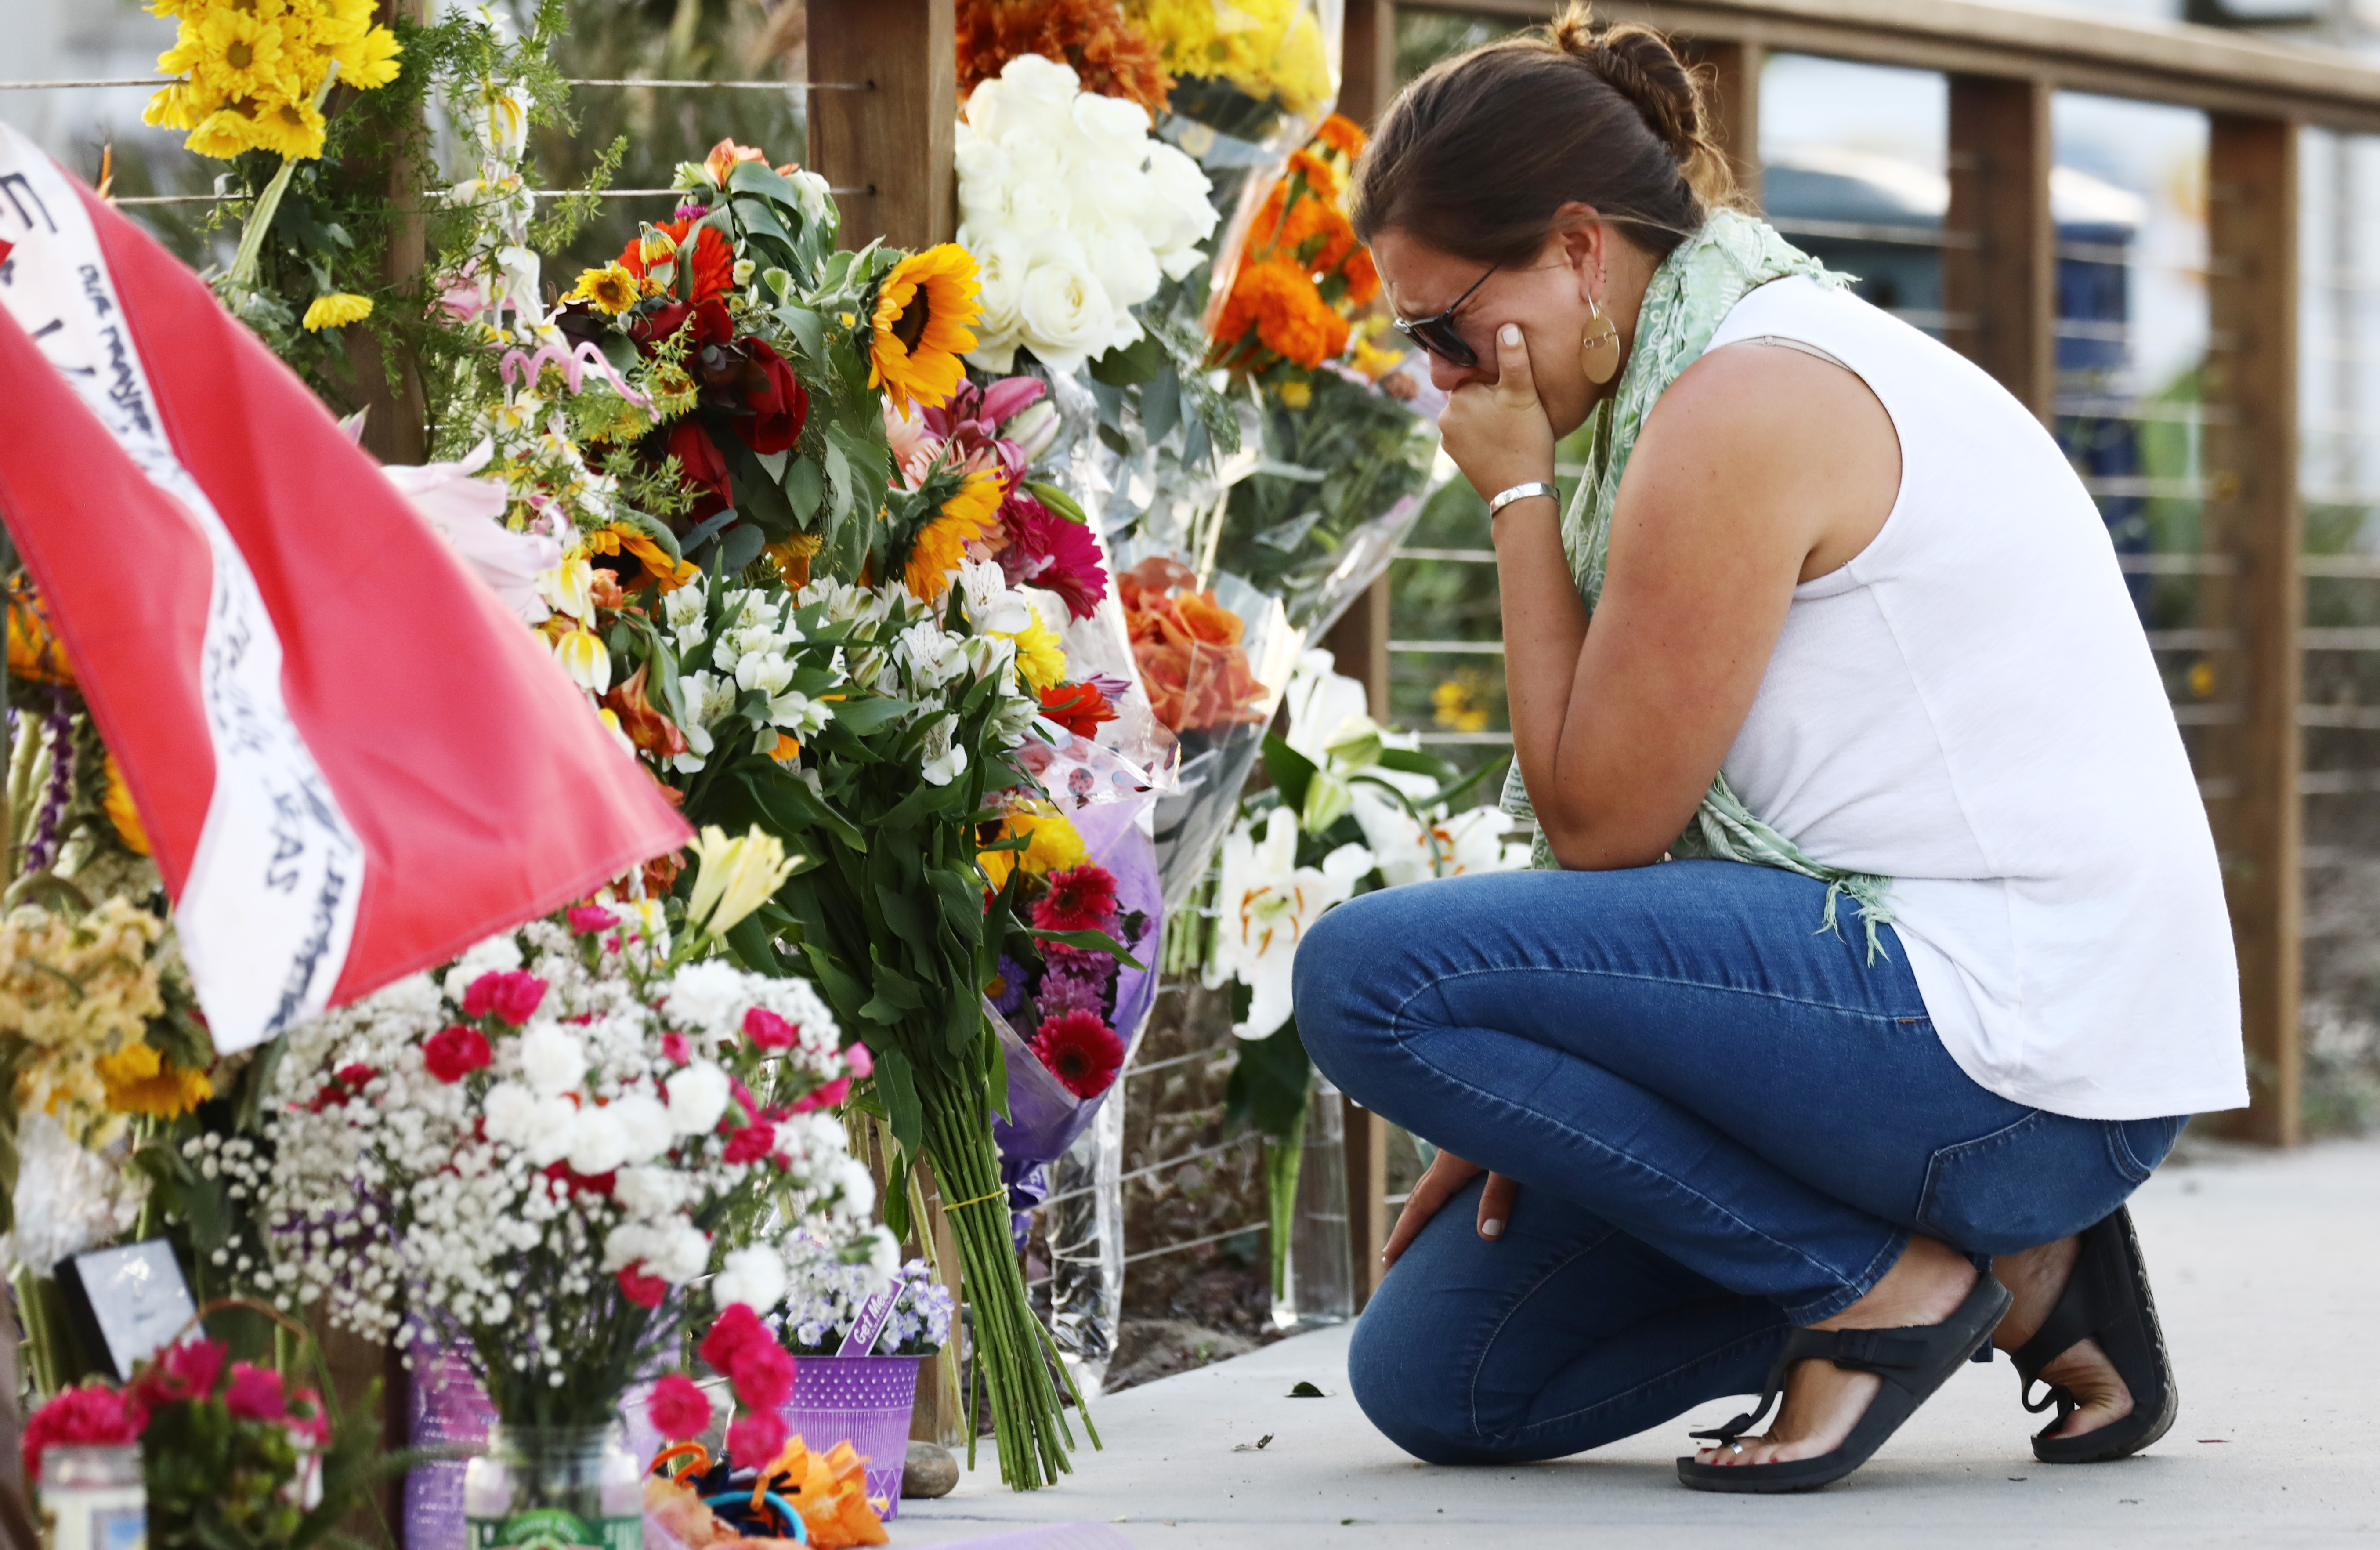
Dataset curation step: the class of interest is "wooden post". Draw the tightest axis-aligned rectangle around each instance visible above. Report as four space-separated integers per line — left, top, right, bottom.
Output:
805 0 956 250
346 0 430 464
2202 115 2304 1146
1943 75 2054 424
1689 38 1764 209
1340 0 1398 130
1342 1101 1392 1307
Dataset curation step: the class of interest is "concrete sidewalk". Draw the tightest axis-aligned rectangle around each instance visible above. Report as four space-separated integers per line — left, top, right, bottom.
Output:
892 1134 2380 1547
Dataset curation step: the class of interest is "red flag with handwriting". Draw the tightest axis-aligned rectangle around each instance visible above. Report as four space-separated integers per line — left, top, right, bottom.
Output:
0 128 690 1051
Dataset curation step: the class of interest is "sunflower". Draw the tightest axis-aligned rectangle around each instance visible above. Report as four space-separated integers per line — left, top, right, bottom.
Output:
103 755 150 857
567 262 640 317
902 470 1006 601
585 522 700 593
300 292 373 332
96 1043 213 1120
868 245 982 416
7 582 73 686
764 532 823 589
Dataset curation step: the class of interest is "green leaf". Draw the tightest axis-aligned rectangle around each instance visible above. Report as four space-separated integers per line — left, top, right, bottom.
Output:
824 438 854 527
1143 359 1182 447
720 521 766 572
1027 926 1147 971
1225 1017 1312 1141
728 159 800 203
724 913 783 974
875 883 930 944
828 697 918 735
873 1047 927 1156
1374 747 1450 778
1261 733 1319 817
1026 480 1087 524
1089 332 1165 385
785 455 825 521
776 304 827 363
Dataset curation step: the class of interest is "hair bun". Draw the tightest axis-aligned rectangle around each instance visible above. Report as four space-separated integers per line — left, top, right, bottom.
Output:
1546 6 1701 167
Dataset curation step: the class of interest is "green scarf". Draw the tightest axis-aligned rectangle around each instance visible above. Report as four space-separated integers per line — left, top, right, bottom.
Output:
1497 210 1897 959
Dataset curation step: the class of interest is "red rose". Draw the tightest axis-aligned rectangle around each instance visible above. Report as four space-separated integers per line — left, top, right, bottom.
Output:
617 1262 668 1309
742 1007 796 1050
666 420 732 519
423 1025 493 1084
647 1374 712 1440
731 340 807 455
722 1119 777 1166
727 1336 796 1411
726 1409 789 1470
461 970 547 1025
224 1364 286 1423
630 298 690 346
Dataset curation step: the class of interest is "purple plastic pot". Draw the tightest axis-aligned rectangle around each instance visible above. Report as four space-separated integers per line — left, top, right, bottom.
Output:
774 1354 923 1518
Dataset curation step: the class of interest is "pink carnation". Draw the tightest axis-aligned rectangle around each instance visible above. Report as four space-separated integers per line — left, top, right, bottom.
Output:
22 1385 144 1482
728 1337 796 1412
423 1025 493 1083
566 904 619 934
726 1409 789 1471
699 1304 767 1373
617 1262 668 1309
647 1375 713 1440
722 1119 777 1166
742 1007 797 1050
843 1040 874 1078
224 1364 286 1423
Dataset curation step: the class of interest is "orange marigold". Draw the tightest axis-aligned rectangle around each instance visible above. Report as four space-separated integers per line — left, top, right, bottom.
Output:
957 0 1173 113
1313 113 1367 160
1214 257 1348 371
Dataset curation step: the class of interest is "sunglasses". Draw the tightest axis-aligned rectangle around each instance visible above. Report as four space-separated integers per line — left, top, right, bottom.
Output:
1391 261 1499 369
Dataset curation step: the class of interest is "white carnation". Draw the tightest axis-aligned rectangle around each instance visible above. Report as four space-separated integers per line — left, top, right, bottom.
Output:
481 1081 538 1146
565 1106 630 1177
666 1061 731 1136
517 1025 586 1097
712 1243 790 1313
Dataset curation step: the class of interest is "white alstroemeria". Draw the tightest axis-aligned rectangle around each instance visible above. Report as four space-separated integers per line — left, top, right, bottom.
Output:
769 691 833 738
662 578 709 651
536 552 596 623
956 559 1034 635
897 617 970 690
919 713 968 787
1206 808 1374 1041
680 670 738 732
735 651 794 698
964 633 1017 685
553 629 611 695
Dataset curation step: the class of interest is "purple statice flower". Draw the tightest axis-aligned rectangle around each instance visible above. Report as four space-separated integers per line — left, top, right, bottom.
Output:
988 954 1029 1016
24 692 74 874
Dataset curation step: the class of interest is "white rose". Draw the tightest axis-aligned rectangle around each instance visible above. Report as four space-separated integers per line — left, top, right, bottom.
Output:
666 1061 731 1135
964 231 1031 371
1084 225 1161 311
1067 157 1154 236
1071 91 1152 154
1004 177 1072 237
712 1244 790 1314
999 52 1082 105
1144 142 1220 249
1016 258 1117 375
967 63 1077 148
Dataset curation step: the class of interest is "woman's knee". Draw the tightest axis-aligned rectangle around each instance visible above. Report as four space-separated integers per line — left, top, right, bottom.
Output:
1346 1296 1504 1466
1293 888 1419 1083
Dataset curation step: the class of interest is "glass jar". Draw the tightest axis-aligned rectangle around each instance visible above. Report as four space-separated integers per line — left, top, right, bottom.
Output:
39 1444 146 1550
462 1424 642 1550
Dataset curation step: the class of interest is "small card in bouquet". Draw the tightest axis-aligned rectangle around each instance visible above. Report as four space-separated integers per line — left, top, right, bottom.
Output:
58 1238 199 1380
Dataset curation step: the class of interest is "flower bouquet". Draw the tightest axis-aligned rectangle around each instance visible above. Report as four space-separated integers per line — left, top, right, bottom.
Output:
1121 0 1343 307
1204 118 1443 636
242 903 882 1544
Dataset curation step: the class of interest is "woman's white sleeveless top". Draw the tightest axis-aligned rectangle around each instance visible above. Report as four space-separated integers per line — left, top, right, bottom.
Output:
1695 275 2244 1120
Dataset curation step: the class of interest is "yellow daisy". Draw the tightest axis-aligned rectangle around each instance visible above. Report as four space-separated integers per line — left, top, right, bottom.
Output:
331 22 401 90
188 7 294 101
978 801 1088 889
869 245 982 416
1001 602 1067 693
246 91 327 160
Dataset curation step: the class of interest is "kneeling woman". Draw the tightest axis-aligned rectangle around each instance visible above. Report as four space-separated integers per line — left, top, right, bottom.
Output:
1292 7 2242 1494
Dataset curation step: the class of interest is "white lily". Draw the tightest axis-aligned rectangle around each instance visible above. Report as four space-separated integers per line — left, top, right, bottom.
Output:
1206 808 1373 1041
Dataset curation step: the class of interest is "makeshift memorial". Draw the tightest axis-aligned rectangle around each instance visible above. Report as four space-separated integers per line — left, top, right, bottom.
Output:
643 1434 885 1550
1205 650 1527 1304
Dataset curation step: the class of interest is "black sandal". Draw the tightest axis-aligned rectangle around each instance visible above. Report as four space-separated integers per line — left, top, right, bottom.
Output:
1676 1272 2011 1493
2011 1204 2177 1463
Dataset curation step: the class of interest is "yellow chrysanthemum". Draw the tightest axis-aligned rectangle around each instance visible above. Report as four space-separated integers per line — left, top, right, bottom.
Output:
568 262 641 317
97 1042 213 1120
184 104 261 159
187 7 296 101
978 801 1088 890
103 755 151 857
1275 379 1313 409
332 22 401 90
1001 602 1067 694
869 245 982 416
301 292 373 332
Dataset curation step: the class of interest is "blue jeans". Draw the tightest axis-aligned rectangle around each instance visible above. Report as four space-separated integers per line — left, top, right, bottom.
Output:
1292 861 2185 1466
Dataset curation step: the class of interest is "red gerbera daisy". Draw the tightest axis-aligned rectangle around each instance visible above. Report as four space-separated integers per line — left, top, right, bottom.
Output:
1032 864 1119 933
1030 1009 1124 1099
617 219 735 304
1038 680 1116 739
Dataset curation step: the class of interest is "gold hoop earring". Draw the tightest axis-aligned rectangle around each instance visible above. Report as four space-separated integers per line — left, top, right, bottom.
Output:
1581 293 1620 386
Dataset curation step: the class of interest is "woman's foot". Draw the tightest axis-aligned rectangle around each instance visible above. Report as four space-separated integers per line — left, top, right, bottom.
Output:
1989 1237 2135 1439
1693 1235 1978 1467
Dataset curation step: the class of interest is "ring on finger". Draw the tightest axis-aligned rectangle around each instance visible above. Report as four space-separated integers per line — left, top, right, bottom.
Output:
1729 1442 1745 1456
